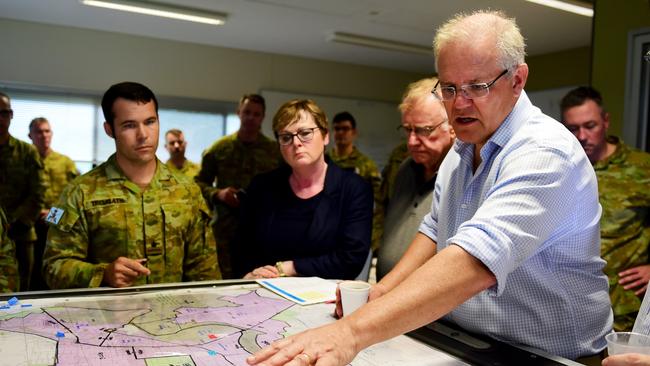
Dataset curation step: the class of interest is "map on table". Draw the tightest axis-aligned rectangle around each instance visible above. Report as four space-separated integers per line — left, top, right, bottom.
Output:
0 284 468 366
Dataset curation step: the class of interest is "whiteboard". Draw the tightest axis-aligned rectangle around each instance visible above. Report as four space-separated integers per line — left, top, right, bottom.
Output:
260 90 403 170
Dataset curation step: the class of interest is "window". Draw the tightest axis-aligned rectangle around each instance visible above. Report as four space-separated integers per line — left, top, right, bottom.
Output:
5 89 238 173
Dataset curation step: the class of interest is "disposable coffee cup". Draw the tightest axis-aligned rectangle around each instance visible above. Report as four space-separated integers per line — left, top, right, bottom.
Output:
606 332 650 355
339 281 371 317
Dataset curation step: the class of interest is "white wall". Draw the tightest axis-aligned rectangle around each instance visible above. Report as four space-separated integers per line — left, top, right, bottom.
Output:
0 18 426 105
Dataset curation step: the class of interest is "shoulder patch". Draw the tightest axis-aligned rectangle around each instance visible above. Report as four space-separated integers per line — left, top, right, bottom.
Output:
45 207 65 225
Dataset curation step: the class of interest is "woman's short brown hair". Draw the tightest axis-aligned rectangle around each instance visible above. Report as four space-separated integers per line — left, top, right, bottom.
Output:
272 99 328 136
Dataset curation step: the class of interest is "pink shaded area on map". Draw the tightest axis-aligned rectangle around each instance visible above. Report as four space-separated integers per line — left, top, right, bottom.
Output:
0 290 296 366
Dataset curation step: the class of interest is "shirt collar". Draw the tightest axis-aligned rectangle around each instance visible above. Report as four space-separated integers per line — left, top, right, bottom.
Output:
594 136 628 170
105 154 172 190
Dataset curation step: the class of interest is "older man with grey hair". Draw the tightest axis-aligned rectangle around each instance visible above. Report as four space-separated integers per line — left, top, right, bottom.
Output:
248 10 612 366
376 77 455 280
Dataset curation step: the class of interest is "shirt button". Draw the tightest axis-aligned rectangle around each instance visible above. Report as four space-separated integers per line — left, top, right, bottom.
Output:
461 204 467 209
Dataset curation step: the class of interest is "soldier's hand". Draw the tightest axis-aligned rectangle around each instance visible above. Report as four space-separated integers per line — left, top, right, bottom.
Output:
244 265 279 279
103 257 151 288
216 187 240 208
619 264 650 296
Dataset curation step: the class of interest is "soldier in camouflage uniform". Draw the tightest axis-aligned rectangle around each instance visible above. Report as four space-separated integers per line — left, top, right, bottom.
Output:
0 91 45 291
28 117 79 290
43 82 220 289
0 206 19 293
164 128 200 178
562 86 650 331
196 94 281 278
328 111 382 251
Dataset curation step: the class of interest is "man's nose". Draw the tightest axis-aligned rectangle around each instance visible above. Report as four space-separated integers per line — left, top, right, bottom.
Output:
407 131 420 146
452 92 473 110
136 124 148 139
577 128 588 142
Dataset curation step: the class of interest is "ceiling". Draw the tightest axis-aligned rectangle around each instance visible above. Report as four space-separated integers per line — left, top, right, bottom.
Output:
0 0 593 74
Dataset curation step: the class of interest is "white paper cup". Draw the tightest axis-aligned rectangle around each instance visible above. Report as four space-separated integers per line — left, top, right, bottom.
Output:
339 281 371 317
606 332 650 355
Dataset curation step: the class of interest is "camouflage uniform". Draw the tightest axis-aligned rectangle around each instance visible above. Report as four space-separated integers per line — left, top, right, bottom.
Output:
0 135 45 291
33 150 79 291
43 154 221 289
329 146 383 251
42 150 79 209
195 133 281 279
0 206 19 293
379 142 409 205
596 136 650 331
165 159 200 178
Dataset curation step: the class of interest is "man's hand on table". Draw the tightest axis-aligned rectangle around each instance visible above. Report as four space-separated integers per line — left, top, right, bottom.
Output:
247 321 358 366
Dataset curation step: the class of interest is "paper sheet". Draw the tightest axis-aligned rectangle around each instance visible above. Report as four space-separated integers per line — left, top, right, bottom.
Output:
257 277 337 305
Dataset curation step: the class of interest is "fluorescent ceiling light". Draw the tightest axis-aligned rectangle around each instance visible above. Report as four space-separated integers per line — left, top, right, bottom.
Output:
328 32 431 56
80 0 227 25
525 0 593 17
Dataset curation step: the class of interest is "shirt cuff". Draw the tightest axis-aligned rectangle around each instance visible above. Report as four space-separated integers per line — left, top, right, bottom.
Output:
88 263 109 288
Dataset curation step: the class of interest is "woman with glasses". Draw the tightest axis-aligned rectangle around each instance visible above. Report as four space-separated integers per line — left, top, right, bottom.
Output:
233 99 373 280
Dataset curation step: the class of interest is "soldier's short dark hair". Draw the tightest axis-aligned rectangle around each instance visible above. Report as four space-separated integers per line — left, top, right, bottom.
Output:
332 111 356 129
29 117 49 132
101 82 158 131
560 86 605 119
238 94 266 113
0 91 10 102
165 128 183 138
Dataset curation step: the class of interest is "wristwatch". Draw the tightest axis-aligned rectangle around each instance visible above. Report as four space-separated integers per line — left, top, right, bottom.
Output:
275 261 287 277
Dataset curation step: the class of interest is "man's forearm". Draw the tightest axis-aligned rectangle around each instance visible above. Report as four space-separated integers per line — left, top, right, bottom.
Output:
377 232 437 292
347 244 496 352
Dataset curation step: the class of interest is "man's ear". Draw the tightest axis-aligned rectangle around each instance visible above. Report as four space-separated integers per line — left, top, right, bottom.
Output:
512 63 529 97
103 121 114 139
603 112 610 131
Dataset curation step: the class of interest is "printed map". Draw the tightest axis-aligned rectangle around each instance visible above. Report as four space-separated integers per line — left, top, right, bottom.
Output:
0 284 467 366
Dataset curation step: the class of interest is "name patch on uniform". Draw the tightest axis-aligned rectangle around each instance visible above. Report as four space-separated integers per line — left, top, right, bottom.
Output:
90 198 126 207
45 207 65 225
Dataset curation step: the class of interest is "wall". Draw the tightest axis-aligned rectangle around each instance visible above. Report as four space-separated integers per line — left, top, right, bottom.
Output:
592 0 650 135
1 17 592 103
0 18 425 105
526 47 591 91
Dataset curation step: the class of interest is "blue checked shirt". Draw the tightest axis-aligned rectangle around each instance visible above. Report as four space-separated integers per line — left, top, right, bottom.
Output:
419 91 612 359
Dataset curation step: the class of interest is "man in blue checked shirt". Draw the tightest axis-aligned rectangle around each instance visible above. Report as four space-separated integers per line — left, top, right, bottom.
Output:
247 10 612 366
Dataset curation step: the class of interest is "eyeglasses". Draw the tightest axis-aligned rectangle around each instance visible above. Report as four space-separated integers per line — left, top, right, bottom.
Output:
276 127 321 146
0 109 13 118
398 119 448 138
432 69 509 101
